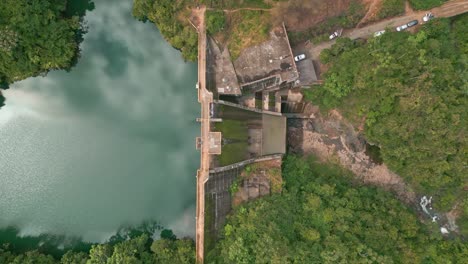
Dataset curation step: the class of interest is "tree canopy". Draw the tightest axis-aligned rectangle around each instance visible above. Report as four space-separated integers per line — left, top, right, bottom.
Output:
0 232 195 264
208 155 468 263
308 15 467 213
0 0 84 86
132 0 198 61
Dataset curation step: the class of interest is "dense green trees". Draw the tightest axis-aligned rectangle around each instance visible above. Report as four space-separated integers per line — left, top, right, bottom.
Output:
206 11 226 35
0 232 195 264
0 0 84 86
132 0 198 61
310 15 467 212
208 156 468 263
0 0 89 109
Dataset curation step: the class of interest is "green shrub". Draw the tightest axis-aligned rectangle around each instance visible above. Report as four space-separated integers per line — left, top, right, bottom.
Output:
409 0 448 10
207 10 226 35
377 0 405 19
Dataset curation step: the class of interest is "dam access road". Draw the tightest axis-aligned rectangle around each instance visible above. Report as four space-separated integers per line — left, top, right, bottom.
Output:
193 6 211 264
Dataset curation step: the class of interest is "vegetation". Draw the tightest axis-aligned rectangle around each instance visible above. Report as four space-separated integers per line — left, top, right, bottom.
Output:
310 15 467 215
214 120 250 165
208 155 468 263
0 93 5 108
0 0 88 105
199 0 272 9
288 0 366 43
205 195 217 255
241 163 283 193
409 0 448 10
132 0 198 61
377 0 405 20
0 231 194 263
227 10 271 60
206 11 226 35
288 0 366 44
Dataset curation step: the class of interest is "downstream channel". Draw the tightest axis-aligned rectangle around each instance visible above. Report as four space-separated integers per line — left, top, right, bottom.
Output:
0 0 198 245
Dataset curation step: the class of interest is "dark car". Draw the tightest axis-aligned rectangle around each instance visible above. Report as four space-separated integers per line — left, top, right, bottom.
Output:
407 20 418 27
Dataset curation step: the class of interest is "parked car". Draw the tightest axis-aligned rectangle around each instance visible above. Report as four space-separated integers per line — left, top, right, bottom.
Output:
423 13 434 22
396 19 419 32
396 24 408 31
407 20 419 28
294 54 306 62
374 30 385 37
329 31 339 40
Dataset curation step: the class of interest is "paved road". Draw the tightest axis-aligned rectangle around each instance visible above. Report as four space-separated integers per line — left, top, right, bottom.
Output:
309 0 468 58
194 6 212 264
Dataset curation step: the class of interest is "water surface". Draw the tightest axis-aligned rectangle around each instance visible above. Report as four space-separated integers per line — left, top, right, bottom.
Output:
0 0 198 242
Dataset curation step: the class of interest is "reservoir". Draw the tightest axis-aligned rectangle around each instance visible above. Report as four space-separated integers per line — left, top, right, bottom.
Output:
0 0 198 243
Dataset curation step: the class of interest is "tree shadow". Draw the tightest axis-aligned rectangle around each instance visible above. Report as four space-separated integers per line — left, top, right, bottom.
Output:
66 0 96 17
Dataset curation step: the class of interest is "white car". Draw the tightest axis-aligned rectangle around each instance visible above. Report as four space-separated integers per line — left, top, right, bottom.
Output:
329 31 339 40
423 13 434 22
294 54 306 62
374 30 385 37
396 24 408 32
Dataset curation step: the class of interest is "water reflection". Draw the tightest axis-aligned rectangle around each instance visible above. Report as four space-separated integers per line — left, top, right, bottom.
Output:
0 0 198 242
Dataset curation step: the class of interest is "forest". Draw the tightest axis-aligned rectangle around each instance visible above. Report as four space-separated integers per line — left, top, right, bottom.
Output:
0 0 88 86
0 231 195 264
307 15 467 219
132 0 198 62
0 0 91 109
207 156 467 263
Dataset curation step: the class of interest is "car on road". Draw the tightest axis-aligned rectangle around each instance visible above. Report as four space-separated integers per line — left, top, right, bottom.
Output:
374 30 385 37
407 20 419 28
396 24 408 31
396 20 418 31
423 13 434 22
329 31 339 40
294 54 306 62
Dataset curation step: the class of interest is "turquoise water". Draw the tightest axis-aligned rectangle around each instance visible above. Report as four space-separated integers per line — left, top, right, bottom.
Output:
0 0 198 244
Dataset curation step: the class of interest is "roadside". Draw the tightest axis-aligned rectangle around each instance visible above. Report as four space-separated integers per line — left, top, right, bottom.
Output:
307 0 468 60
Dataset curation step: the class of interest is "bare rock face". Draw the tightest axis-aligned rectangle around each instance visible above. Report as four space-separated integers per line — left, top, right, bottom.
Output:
232 159 282 206
287 105 416 205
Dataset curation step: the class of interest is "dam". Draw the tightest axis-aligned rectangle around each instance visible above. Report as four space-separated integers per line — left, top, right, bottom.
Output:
192 8 300 262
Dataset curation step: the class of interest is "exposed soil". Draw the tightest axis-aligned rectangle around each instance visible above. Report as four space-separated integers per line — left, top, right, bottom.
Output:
287 104 417 205
272 0 355 31
405 0 415 15
446 202 462 232
357 0 383 27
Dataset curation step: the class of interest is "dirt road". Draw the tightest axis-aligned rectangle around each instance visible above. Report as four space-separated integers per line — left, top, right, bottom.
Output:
193 6 212 264
309 0 468 58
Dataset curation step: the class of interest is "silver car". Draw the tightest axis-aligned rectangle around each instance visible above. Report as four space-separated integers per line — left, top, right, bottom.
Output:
396 24 408 31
